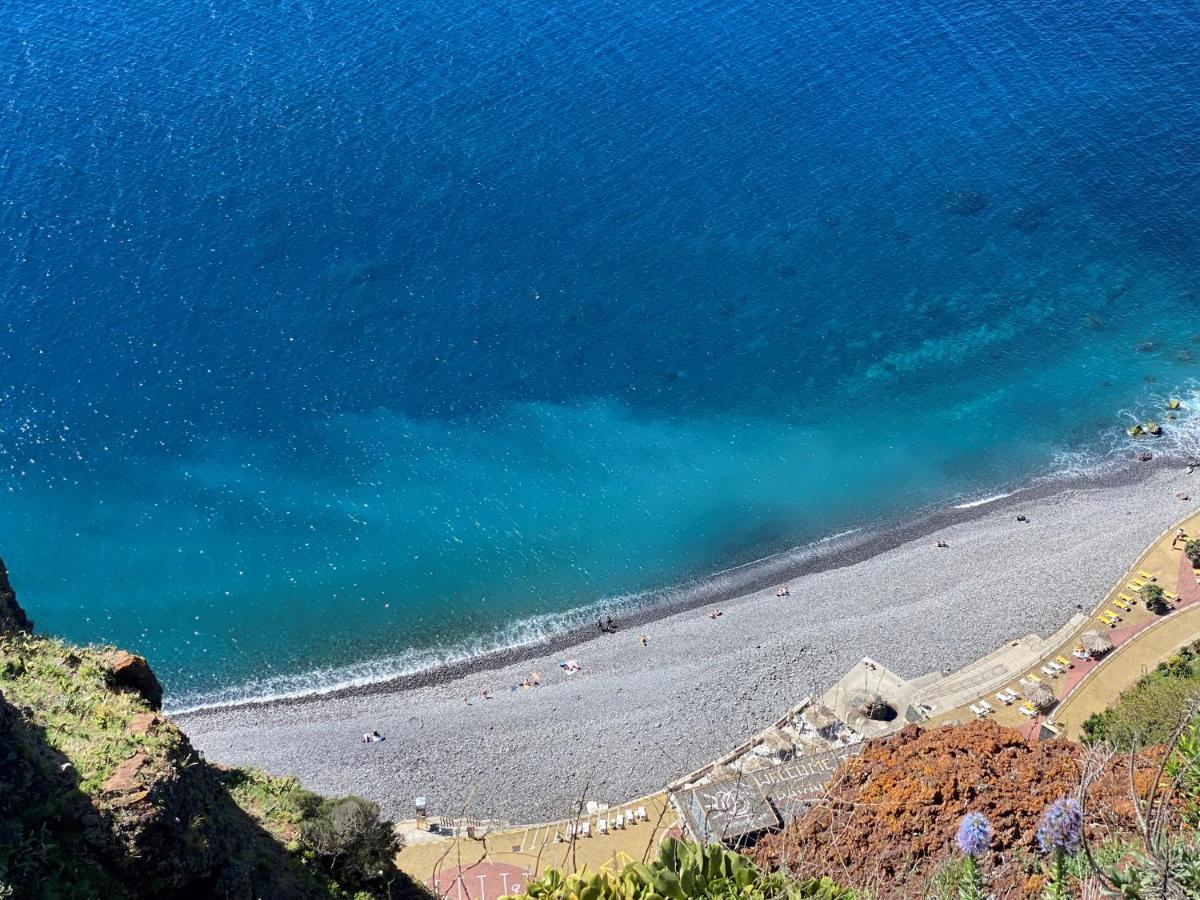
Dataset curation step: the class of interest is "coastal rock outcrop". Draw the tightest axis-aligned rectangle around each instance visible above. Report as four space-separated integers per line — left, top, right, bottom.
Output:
105 650 164 710
0 557 32 635
0 559 422 898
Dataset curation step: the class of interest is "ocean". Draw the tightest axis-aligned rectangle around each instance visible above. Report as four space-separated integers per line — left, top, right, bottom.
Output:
2 0 1199 709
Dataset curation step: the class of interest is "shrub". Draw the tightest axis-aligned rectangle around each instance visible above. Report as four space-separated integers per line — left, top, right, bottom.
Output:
1080 648 1200 749
514 839 853 899
1140 582 1167 613
1187 539 1200 568
300 796 401 893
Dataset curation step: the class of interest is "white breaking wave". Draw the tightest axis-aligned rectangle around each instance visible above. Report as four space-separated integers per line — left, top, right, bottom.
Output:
953 492 1016 509
168 587 661 714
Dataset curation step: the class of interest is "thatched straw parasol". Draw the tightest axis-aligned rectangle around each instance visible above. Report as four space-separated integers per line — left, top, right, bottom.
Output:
759 727 794 757
1081 630 1114 656
1023 680 1056 710
803 703 840 734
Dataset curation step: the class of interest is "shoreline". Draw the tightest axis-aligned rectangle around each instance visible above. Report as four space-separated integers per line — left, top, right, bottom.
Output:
179 458 1200 822
174 452 1180 718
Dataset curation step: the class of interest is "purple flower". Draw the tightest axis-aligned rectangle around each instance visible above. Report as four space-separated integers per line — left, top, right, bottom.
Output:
956 811 991 857
1037 798 1083 854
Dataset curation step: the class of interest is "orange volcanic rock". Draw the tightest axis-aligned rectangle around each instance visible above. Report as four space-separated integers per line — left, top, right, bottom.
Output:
751 721 1154 898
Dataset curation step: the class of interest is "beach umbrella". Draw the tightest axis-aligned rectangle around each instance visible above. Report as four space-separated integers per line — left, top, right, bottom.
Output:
1023 680 1056 709
803 703 840 734
759 727 794 757
1081 630 1113 656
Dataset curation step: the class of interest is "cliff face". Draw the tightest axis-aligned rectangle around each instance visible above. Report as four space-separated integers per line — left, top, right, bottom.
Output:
0 562 423 899
0 558 31 635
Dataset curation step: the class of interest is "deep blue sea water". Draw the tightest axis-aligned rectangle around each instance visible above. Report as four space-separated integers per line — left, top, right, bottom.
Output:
3 0 1200 708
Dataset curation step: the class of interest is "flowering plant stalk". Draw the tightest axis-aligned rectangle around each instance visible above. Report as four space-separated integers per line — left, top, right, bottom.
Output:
955 812 990 900
1037 798 1082 900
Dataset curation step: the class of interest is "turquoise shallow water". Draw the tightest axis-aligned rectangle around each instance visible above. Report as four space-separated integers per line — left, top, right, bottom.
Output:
2 0 1200 707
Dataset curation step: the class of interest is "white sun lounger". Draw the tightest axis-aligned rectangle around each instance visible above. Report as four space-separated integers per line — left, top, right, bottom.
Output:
995 692 1012 705
636 806 647 822
579 822 591 837
1040 665 1058 678
614 814 625 828
597 819 608 834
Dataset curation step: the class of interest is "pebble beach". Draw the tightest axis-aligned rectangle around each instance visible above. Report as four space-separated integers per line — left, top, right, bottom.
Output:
179 464 1199 823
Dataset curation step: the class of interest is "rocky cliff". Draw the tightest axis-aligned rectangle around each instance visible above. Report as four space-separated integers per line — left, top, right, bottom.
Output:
0 558 31 635
0 558 424 899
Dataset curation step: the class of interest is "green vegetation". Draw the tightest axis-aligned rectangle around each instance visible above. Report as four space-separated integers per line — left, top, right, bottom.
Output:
1081 639 1200 748
0 632 420 898
513 839 854 900
0 635 171 793
1140 582 1167 614
1187 539 1200 568
223 768 404 896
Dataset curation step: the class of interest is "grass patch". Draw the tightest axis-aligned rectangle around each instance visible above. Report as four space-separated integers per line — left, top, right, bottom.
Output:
0 634 176 793
222 767 324 846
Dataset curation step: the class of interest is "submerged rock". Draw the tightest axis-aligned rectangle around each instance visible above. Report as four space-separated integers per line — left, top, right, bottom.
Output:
1011 202 1048 233
1146 421 1164 436
941 190 989 216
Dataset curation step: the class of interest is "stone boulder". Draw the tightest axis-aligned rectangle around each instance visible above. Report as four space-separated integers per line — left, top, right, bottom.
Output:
105 652 164 711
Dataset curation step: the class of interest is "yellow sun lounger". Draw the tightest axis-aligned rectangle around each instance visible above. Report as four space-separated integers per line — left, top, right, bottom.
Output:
1138 570 1153 580
1129 580 1146 590
1118 593 1135 603
1027 673 1044 683
1055 655 1073 668
1166 591 1180 601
